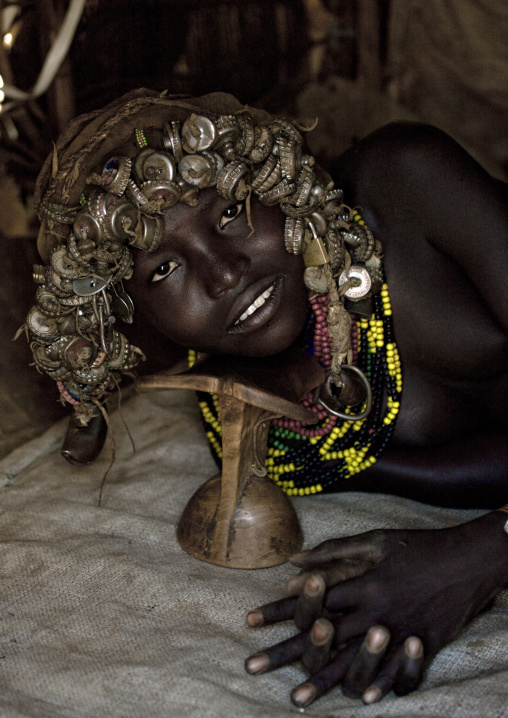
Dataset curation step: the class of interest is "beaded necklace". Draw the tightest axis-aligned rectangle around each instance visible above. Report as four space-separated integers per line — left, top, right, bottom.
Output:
193 281 402 496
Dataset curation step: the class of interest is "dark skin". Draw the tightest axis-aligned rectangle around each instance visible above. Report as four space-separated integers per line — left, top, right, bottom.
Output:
127 122 508 706
129 188 309 357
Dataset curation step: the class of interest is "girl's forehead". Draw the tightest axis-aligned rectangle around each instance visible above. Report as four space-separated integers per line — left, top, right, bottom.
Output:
159 187 279 234
156 190 229 245
163 187 223 222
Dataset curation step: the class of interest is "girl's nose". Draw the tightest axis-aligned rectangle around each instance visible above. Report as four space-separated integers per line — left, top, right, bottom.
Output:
201 250 248 299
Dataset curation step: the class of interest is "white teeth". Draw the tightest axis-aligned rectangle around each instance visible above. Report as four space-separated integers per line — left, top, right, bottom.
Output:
237 284 274 323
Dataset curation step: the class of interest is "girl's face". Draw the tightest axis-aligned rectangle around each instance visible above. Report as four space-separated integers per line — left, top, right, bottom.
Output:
128 188 308 356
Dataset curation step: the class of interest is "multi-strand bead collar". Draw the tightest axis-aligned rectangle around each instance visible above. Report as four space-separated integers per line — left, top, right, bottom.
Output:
195 278 402 494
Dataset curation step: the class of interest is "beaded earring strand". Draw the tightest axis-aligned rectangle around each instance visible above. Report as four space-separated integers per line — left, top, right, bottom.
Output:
192 280 402 495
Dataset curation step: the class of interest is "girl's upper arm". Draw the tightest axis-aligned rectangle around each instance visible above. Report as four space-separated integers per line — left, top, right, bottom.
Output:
336 122 508 333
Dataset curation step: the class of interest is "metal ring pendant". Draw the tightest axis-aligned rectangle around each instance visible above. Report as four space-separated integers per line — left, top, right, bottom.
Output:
317 365 373 420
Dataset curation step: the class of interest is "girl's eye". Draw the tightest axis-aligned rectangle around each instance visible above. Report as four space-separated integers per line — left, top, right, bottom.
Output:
219 202 243 229
151 260 179 282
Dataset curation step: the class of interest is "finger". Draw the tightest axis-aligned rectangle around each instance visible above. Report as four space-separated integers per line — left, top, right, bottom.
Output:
245 631 308 674
286 571 316 596
246 595 298 627
320 559 375 585
323 575 370 612
291 637 364 708
294 575 325 631
362 636 424 704
286 559 375 595
290 571 365 625
342 626 391 698
290 532 384 568
330 612 375 646
302 618 334 674
393 636 425 696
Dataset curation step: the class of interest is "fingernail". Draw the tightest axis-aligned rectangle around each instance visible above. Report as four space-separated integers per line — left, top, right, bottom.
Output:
246 610 264 627
363 686 382 704
289 550 310 564
312 617 333 644
291 682 316 707
305 574 324 594
245 653 270 674
366 626 390 653
405 636 423 659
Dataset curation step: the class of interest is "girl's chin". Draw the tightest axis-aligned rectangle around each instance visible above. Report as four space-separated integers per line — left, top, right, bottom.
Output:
224 323 307 357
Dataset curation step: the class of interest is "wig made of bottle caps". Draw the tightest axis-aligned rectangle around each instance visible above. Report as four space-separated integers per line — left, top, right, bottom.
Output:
27 88 382 428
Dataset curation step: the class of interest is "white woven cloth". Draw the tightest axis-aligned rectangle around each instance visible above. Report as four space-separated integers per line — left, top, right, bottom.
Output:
1 389 507 717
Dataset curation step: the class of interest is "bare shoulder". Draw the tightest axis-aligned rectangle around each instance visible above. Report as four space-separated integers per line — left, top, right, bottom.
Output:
331 121 507 227
328 123 508 444
331 123 508 336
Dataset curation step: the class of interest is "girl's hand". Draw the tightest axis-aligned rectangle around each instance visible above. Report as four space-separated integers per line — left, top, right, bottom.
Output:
246 513 508 706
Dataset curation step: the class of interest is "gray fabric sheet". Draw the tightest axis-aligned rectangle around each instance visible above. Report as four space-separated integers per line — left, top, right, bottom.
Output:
1 388 507 718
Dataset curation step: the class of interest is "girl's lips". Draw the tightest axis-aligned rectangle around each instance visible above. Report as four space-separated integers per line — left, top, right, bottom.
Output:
235 283 276 323
227 277 282 333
